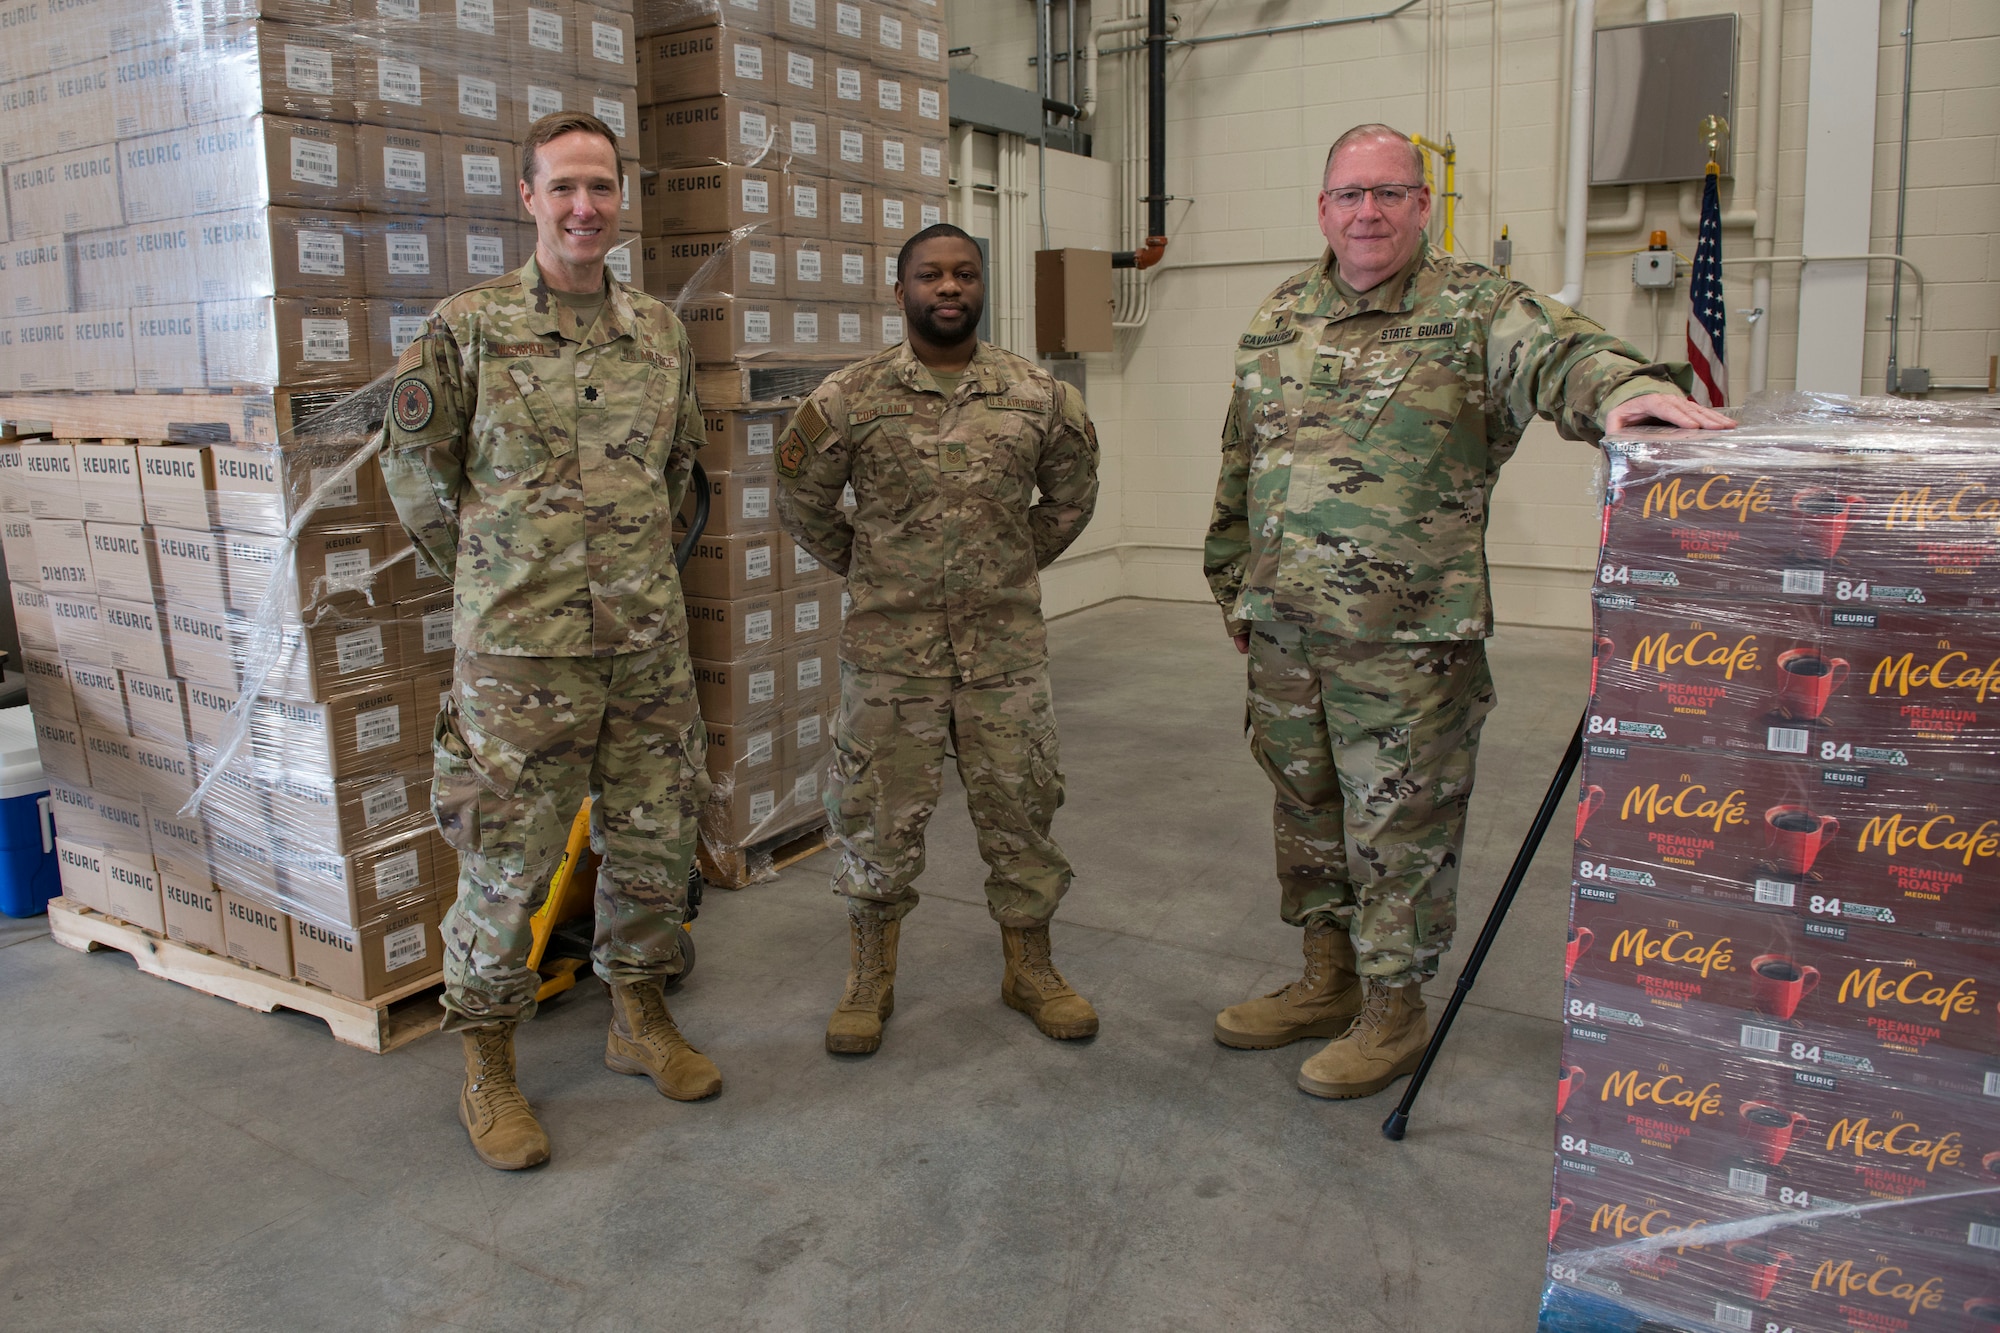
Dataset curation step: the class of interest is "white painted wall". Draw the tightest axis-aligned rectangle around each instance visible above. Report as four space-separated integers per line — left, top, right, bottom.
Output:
950 0 2000 629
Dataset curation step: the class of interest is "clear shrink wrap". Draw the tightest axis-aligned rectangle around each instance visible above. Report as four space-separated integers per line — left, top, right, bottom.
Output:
1541 408 2000 1333
0 0 640 392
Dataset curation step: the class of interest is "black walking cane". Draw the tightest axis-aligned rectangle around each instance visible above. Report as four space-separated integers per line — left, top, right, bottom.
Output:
1381 710 1586 1141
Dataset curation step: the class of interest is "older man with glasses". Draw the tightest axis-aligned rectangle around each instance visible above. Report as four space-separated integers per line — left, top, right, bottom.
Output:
1204 123 1733 1102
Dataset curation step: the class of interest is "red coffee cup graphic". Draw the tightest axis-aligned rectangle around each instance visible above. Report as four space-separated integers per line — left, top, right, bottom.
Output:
1967 1296 2000 1328
1550 1197 1573 1244
1982 1150 2000 1179
1739 1101 1809 1165
1591 635 1615 695
1763 805 1839 876
1575 786 1606 843
1726 1240 1791 1302
1750 953 1821 1020
1556 1064 1584 1114
1773 648 1850 721
1564 926 1594 979
1793 488 1865 560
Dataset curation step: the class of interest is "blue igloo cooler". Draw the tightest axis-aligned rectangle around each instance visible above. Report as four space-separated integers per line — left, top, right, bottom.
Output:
0 705 59 917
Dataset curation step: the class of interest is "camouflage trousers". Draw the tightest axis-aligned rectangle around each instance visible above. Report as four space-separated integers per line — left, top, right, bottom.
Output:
1245 622 1496 983
431 644 709 1031
825 663 1069 927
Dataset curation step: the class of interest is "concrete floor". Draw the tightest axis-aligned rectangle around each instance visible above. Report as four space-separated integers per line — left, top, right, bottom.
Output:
0 601 1588 1332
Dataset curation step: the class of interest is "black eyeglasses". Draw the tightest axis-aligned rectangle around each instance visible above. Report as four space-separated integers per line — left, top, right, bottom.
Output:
1321 184 1426 210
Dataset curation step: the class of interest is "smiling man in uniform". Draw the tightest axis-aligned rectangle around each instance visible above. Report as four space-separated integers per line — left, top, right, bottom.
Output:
1206 124 1734 1101
380 113 717 1170
776 223 1102 1055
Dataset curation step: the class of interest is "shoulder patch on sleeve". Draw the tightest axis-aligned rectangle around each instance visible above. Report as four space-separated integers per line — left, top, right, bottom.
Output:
795 397 832 446
776 428 809 479
394 337 427 377
391 377 435 433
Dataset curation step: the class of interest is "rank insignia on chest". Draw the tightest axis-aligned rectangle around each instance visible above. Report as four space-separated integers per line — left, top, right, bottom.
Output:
392 377 434 432
776 428 809 479
938 440 969 472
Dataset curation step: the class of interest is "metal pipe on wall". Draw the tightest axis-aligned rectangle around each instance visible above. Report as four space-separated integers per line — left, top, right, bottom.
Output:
1556 0 1595 305
1885 0 1918 391
1748 0 1782 395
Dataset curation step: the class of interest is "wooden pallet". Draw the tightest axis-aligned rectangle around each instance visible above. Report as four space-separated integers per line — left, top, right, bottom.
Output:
698 820 832 891
45 898 443 1054
0 390 279 444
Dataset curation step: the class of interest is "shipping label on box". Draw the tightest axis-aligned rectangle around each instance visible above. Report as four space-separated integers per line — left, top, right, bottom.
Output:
684 593 782 661
580 2 639 85
786 172 827 238
447 218 518 289
443 134 514 219
642 163 780 236
256 115 356 209
85 523 159 602
677 295 780 365
787 700 829 772
292 897 439 1000
356 125 444 213
703 716 783 784
640 26 774 104
364 215 449 299
643 230 781 300
784 106 824 171
829 181 872 244
679 530 778 600
680 468 774 538
352 48 443 132
785 639 833 699
367 297 438 381
441 63 516 141
700 408 783 472
252 207 367 298
783 583 836 643
691 654 780 724
775 41 824 108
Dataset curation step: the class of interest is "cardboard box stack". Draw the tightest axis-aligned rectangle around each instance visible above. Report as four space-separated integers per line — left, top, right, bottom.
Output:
1539 416 2000 1332
634 0 945 861
5 430 459 1002
0 0 643 391
634 0 946 363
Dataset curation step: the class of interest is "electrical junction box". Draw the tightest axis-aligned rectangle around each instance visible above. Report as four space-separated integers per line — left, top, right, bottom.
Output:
1632 252 1676 289
1034 248 1114 355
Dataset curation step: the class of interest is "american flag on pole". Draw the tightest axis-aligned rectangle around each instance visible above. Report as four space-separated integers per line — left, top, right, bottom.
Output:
1686 163 1727 406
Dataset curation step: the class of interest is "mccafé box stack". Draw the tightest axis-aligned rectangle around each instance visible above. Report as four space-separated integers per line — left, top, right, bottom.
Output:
1540 412 2000 1333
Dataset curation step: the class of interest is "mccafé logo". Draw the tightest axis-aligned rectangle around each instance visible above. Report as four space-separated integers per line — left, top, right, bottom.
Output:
1608 928 1734 977
1856 811 2000 867
1868 649 2000 702
1826 1116 1963 1173
1639 474 1774 524
1835 966 1978 1022
1809 1259 1946 1316
1631 631 1759 679
1885 483 2000 535
1620 781 1749 833
1599 1068 1724 1121
1588 1202 1712 1249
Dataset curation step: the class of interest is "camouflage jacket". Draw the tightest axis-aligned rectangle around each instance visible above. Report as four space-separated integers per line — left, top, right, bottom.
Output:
1205 239 1692 642
379 256 704 657
776 339 1099 679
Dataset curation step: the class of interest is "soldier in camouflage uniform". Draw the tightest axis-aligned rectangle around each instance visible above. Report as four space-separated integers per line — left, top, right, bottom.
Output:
380 114 721 1171
776 223 1102 1055
1206 125 1733 1100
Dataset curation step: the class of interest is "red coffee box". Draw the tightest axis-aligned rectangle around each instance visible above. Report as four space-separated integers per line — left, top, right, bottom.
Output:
1564 885 1997 1066
1573 743 2000 941
1766 1229 2000 1333
1555 1012 1996 1207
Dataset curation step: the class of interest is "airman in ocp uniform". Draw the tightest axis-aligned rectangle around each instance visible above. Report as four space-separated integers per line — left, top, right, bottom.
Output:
777 223 1103 1056
380 113 719 1172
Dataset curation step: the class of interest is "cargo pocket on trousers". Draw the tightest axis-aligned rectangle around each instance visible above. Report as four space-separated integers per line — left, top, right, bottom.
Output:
830 732 877 828
1027 725 1065 810
430 703 532 854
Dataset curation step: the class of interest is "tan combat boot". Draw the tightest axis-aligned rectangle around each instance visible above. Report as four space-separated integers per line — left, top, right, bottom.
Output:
1213 920 1366 1049
605 980 723 1101
1297 979 1429 1099
826 914 901 1054
458 1025 552 1171
1000 923 1099 1039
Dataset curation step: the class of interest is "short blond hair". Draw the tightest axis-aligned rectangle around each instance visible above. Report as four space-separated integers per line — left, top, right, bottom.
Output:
1323 124 1424 188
